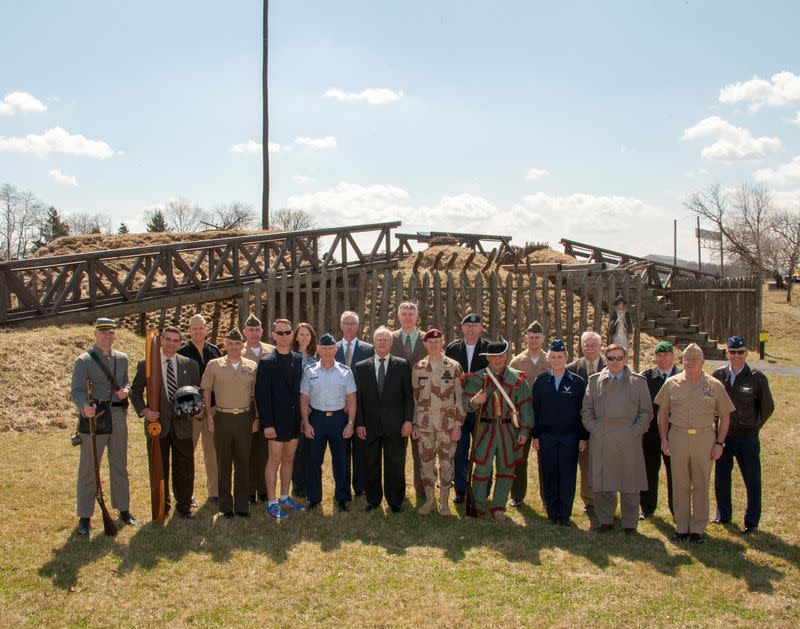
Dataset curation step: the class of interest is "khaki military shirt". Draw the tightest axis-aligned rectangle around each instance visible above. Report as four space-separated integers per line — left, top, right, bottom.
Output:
200 356 257 409
509 349 550 391
412 355 465 432
243 341 276 363
654 371 734 430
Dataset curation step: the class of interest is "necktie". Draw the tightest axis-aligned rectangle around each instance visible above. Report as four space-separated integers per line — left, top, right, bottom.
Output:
344 342 352 367
166 359 177 402
377 358 386 395
587 361 595 376
404 334 412 359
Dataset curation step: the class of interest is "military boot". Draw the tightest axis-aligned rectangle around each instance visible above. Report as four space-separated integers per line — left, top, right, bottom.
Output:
439 487 452 517
417 487 436 515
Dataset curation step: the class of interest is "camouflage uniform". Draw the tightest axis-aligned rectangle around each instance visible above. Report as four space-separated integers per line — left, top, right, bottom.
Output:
463 367 533 517
412 355 466 515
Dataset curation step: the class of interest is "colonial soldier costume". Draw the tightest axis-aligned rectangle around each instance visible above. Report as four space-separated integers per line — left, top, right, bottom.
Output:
446 313 490 504
655 343 735 543
532 339 587 525
581 344 653 533
462 340 533 520
242 313 276 505
70 318 137 534
712 336 774 533
607 295 633 351
177 313 222 504
200 328 258 517
131 326 201 519
508 320 550 507
411 328 466 516
639 340 680 519
301 332 357 511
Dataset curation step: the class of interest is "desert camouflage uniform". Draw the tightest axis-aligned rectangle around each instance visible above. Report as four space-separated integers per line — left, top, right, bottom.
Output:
412 356 466 490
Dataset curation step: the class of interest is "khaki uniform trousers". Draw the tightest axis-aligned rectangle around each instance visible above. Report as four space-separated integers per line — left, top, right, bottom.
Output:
578 446 594 507
193 416 219 499
670 426 715 534
596 491 640 529
417 429 456 487
76 406 130 518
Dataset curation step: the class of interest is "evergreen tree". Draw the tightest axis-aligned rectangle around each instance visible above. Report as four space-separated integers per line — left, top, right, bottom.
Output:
33 206 70 249
117 222 129 234
146 209 169 232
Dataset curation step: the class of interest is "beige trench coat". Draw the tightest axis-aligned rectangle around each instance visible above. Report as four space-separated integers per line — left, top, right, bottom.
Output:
581 366 653 493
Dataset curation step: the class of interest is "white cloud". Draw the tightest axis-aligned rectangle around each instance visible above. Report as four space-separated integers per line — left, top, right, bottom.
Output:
323 88 403 105
292 175 315 184
294 136 337 150
685 167 709 179
680 116 781 162
0 91 47 115
0 126 115 159
719 71 800 111
791 112 800 127
287 182 412 225
229 140 280 153
48 169 78 187
770 189 800 208
754 156 800 187
525 167 550 181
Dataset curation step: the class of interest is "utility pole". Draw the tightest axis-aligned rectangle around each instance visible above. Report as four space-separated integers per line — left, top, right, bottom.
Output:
673 219 677 267
261 0 270 229
696 216 702 272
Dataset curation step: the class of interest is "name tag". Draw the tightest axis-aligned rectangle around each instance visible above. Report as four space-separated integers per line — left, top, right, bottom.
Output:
442 370 453 382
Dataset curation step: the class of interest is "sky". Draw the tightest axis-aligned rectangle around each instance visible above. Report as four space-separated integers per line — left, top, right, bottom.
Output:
1 0 799 260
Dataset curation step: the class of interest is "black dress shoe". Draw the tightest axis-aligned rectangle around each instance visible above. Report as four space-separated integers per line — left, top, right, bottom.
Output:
354 490 365 498
593 524 613 533
257 493 269 503
689 533 705 544
292 490 306 500
558 518 574 527
190 497 198 509
712 517 730 525
509 498 522 508
77 518 91 535
624 527 636 535
120 511 139 526
547 515 558 525
248 495 257 506
672 532 689 542
235 512 250 518
365 503 381 512
639 512 653 520
223 512 235 518
454 492 465 504
337 501 349 512
178 511 195 520
742 526 758 535
390 504 402 513
210 497 219 505
306 501 320 511
584 504 595 515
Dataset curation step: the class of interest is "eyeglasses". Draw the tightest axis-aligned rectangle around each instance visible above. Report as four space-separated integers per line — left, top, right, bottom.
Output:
605 355 626 362
274 330 293 336
727 349 746 355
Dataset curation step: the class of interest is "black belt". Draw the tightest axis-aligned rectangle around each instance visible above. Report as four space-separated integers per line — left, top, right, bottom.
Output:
111 402 125 407
311 408 344 417
480 417 514 424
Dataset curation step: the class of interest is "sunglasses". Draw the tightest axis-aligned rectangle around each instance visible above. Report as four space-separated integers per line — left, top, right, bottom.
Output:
727 349 746 355
605 355 626 362
274 330 293 336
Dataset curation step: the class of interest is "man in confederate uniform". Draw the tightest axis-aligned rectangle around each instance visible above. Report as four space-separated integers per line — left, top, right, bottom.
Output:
411 328 465 516
462 340 533 521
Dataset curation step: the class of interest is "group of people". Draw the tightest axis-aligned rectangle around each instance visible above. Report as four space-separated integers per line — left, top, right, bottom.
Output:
71 301 774 544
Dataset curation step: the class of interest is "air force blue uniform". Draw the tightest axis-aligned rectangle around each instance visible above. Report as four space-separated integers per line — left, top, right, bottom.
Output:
532 369 588 522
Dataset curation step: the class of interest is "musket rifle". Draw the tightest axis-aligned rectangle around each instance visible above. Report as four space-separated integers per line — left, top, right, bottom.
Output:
87 380 118 536
465 373 489 518
145 329 166 524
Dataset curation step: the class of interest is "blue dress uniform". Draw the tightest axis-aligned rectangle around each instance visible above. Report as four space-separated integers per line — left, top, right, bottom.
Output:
300 350 357 505
532 342 588 524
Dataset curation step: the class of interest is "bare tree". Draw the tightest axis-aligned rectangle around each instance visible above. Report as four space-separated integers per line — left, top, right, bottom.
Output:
202 201 256 230
771 208 800 302
270 208 316 231
684 183 774 275
0 183 46 260
164 197 206 232
66 212 113 235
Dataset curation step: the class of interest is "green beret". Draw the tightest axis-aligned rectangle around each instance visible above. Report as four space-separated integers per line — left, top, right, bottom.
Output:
244 314 261 328
226 328 244 341
654 341 674 354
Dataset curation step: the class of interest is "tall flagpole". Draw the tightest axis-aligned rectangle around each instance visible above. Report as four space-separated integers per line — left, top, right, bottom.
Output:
261 1 270 229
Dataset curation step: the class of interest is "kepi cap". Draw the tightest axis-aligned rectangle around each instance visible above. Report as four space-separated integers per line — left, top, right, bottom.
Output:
95 317 116 331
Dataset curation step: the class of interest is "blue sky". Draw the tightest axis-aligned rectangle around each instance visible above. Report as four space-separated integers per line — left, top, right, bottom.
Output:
1 0 799 259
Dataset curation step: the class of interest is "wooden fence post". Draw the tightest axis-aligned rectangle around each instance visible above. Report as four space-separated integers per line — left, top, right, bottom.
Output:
488 271 498 340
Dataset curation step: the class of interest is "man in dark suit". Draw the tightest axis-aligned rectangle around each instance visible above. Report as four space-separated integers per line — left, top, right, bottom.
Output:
390 301 428 501
131 326 201 519
639 340 681 519
255 318 306 520
566 330 605 515
335 310 375 498
354 326 414 512
445 313 490 504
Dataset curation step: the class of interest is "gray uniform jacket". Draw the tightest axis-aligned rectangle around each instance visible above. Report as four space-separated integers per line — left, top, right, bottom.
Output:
71 345 130 410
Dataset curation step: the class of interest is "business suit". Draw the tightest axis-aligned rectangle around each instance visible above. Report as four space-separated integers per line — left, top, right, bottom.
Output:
640 365 680 517
255 350 303 440
353 355 414 508
336 337 374 495
131 353 201 515
567 355 606 510
390 328 427 498
445 337 490 496
244 341 275 501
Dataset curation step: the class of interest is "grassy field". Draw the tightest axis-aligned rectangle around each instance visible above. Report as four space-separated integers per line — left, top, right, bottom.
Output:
0 285 798 626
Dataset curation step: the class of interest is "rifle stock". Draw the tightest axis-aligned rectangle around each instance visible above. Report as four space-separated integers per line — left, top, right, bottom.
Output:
145 328 166 524
465 374 489 517
89 412 118 536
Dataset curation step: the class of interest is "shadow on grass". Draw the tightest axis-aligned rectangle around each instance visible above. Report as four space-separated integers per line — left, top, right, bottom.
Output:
39 528 122 590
